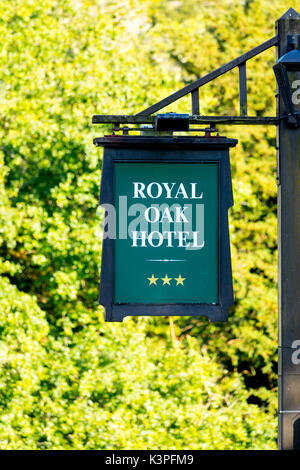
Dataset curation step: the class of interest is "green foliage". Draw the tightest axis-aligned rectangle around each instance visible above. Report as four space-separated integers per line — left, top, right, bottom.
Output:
0 0 296 449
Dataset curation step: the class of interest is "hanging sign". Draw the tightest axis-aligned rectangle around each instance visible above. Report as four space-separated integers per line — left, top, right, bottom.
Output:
94 135 237 322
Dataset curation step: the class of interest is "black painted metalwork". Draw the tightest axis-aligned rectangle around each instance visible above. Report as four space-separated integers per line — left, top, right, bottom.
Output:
239 62 247 116
136 36 278 117
154 113 189 131
93 35 278 128
92 114 278 126
274 34 300 127
276 8 300 450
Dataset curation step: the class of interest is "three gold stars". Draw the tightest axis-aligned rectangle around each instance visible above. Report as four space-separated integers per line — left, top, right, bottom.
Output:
147 274 186 286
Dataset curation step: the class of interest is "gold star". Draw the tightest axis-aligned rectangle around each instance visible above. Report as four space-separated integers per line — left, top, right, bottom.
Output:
147 274 158 285
161 274 172 285
175 274 185 286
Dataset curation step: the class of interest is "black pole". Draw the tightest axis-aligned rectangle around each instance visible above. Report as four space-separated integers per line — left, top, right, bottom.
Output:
277 8 300 450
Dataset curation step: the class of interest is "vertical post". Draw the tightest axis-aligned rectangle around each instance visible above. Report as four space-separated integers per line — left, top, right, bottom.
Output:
277 8 300 450
239 62 247 116
191 88 200 115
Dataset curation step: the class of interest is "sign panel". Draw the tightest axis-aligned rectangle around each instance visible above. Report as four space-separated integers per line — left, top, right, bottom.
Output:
114 162 218 304
94 135 237 322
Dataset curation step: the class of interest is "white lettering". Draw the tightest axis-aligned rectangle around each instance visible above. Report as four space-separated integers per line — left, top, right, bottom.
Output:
148 231 164 247
175 206 188 223
133 182 146 198
161 207 174 223
147 182 162 199
144 206 160 223
175 183 188 199
192 231 204 248
178 231 190 247
162 182 176 198
132 182 204 200
191 183 203 199
131 231 147 247
163 231 176 247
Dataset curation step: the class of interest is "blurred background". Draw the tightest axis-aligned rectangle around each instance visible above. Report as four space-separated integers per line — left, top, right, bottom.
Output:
0 0 296 449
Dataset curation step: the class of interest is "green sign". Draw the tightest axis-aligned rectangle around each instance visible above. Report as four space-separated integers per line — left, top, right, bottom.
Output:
95 135 237 322
114 162 219 304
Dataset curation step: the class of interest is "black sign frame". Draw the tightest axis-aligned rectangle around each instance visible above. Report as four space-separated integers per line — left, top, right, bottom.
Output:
94 135 237 322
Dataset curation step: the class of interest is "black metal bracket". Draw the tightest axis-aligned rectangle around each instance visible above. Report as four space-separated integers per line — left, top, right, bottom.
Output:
155 113 189 131
273 33 300 128
287 34 300 51
92 35 279 129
